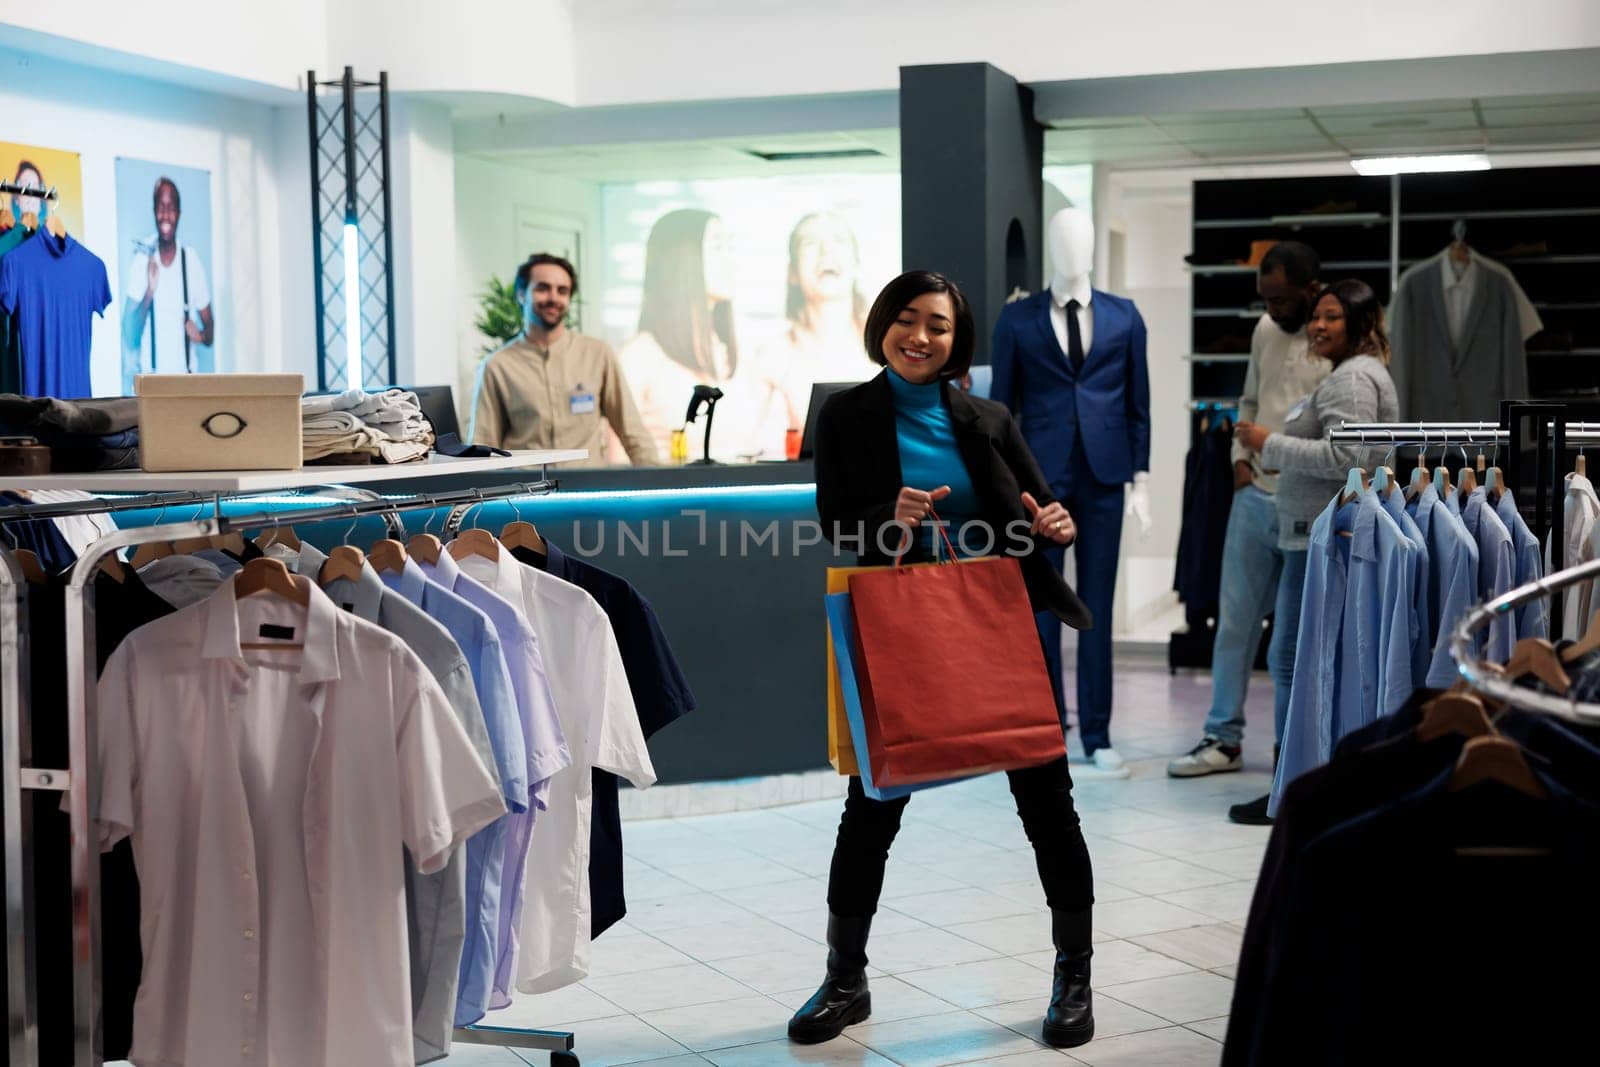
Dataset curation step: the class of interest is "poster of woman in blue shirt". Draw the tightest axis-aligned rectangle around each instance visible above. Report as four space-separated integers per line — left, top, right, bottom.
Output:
115 158 215 394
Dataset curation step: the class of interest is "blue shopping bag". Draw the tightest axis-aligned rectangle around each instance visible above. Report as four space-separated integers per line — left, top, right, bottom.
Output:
825 592 976 800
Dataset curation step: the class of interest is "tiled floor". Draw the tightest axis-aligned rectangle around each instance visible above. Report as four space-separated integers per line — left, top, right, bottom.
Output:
435 658 1275 1066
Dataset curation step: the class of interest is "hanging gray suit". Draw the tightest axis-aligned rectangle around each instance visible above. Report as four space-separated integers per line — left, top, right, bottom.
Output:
1389 253 1530 421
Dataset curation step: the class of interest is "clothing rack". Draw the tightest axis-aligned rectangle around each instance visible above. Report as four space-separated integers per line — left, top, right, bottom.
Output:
0 182 58 202
2 465 589 1066
1451 555 1600 721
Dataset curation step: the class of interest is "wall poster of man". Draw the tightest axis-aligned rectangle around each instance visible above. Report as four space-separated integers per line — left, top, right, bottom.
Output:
115 158 215 393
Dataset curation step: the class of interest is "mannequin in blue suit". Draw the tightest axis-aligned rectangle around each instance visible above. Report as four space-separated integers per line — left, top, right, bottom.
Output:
990 208 1151 772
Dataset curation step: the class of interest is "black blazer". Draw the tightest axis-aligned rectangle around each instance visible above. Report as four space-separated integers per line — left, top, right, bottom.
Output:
814 371 1093 630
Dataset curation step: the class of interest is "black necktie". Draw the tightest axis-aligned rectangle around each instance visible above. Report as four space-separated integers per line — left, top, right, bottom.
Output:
1066 299 1085 374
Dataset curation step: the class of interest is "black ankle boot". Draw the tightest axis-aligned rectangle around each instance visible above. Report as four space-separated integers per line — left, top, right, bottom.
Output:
787 914 872 1044
1042 907 1095 1048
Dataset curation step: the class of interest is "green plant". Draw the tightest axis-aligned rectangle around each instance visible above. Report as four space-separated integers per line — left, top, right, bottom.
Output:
474 275 524 352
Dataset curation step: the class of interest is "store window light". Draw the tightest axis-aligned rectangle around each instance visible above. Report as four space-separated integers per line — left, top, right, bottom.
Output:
1350 153 1491 176
344 221 362 389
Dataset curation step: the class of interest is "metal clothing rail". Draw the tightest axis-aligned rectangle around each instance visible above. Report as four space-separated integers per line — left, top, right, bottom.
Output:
3 476 583 1066
1450 555 1600 723
0 182 58 202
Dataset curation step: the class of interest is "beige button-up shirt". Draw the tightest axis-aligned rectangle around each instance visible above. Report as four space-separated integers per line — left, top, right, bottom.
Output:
453 547 656 995
93 576 504 1066
1233 313 1330 494
471 331 661 466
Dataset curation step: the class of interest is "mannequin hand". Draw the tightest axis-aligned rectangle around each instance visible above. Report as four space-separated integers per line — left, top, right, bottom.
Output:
1235 421 1269 453
1126 472 1153 539
895 485 951 528
1022 492 1076 545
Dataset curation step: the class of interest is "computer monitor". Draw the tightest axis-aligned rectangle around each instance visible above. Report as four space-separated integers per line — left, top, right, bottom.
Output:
408 385 460 440
798 381 862 461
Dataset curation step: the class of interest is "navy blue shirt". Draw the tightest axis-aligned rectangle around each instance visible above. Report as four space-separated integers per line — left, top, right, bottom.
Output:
512 539 694 938
0 232 111 398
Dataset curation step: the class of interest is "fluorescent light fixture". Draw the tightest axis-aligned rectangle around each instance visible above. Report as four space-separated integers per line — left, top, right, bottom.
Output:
343 222 362 389
1350 153 1491 176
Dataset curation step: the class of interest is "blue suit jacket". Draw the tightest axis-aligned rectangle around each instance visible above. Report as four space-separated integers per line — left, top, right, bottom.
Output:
989 289 1151 493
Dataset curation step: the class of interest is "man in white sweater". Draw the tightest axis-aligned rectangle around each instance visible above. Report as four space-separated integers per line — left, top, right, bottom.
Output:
1169 243 1327 787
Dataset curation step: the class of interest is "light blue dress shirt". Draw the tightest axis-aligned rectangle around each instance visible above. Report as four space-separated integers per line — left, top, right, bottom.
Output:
1446 487 1516 661
1270 492 1419 815
417 549 572 1019
1495 489 1548 641
381 556 531 1028
1406 483 1481 688
1377 487 1430 689
303 545 497 1063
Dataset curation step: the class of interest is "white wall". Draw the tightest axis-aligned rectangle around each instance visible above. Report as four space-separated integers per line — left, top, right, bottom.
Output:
0 1 321 92
0 44 306 395
451 155 601 419
572 0 1600 106
325 0 575 101
388 99 458 387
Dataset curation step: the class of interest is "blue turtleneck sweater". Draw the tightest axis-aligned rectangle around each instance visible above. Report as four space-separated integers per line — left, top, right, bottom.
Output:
886 369 981 553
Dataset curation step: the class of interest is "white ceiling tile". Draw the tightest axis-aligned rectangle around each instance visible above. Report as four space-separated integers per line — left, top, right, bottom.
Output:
1314 110 1480 136
1485 123 1600 146
1337 129 1488 152
1480 104 1600 128
1161 118 1328 144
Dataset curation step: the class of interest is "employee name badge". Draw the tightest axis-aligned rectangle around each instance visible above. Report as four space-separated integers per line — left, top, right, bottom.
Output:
569 384 597 416
1285 397 1310 424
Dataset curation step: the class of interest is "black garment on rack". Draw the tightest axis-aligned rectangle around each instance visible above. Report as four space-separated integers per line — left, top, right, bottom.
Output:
0 568 172 1065
1173 416 1235 624
0 491 77 572
511 540 695 938
1226 687 1600 1066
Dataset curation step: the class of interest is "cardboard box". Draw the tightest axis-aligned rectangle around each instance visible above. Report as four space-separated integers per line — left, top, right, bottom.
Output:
136 374 304 472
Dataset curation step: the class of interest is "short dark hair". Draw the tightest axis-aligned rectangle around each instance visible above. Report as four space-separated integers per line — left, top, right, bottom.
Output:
515 253 578 296
152 177 180 213
863 270 975 380
1314 278 1391 364
1260 241 1319 287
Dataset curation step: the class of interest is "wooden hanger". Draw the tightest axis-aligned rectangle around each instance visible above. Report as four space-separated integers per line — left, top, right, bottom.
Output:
1577 453 1588 479
19 211 37 232
1432 463 1452 498
1484 466 1503 503
448 528 500 562
368 538 407 575
1338 467 1368 505
1499 637 1571 694
13 549 45 584
234 557 309 606
1560 606 1600 664
0 200 13 230
1457 465 1478 498
255 526 302 551
500 520 545 554
1449 734 1546 800
171 534 215 555
44 213 65 239
130 540 173 569
317 544 365 587
1372 466 1394 498
407 533 442 565
209 531 247 556
98 555 128 584
1416 693 1494 743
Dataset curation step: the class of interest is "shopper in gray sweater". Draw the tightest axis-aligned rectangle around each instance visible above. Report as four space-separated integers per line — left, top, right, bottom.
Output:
1226 279 1397 824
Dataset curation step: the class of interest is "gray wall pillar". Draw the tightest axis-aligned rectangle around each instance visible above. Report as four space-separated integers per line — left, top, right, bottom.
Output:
900 63 1043 362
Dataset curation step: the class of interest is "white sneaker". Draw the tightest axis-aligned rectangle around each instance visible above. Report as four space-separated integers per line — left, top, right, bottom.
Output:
1077 747 1131 779
1167 737 1244 779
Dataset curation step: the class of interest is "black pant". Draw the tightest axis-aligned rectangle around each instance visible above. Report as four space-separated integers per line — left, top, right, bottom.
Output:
826 756 1095 918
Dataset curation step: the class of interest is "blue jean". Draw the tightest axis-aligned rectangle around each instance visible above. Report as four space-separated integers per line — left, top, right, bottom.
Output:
1269 548 1310 746
1202 486 1283 745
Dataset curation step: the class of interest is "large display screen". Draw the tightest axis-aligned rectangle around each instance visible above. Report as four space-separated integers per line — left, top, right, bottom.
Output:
595 174 902 461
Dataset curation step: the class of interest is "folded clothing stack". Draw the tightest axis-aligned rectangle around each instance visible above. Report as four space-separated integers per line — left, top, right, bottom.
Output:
0 394 142 471
301 388 435 464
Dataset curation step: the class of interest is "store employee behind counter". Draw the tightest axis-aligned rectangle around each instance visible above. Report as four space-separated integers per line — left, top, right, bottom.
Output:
795 270 1099 1052
470 252 660 465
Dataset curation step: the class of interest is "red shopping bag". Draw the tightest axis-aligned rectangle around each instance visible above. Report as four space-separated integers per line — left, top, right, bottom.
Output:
847 543 1065 786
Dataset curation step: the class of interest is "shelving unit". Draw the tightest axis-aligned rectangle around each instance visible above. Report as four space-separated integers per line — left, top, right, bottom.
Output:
1175 163 1600 670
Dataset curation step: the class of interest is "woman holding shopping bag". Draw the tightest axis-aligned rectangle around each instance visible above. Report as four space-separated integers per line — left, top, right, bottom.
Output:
792 270 1099 1050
